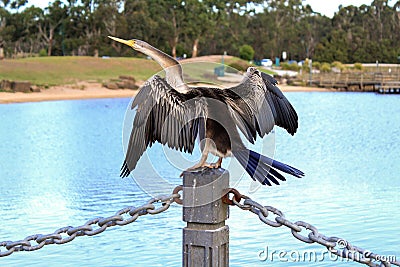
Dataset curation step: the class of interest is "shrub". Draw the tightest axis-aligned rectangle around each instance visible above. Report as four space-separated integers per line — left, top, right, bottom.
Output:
354 62 363 71
302 65 310 73
320 62 331 72
312 61 321 70
281 62 300 71
302 59 311 72
39 49 47 57
227 61 251 72
239 44 254 61
331 61 346 72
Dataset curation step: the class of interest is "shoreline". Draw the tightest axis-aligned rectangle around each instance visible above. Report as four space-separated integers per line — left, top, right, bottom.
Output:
0 82 332 104
0 82 137 104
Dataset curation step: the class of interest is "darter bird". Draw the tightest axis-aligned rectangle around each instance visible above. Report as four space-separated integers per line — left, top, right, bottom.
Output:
109 36 304 186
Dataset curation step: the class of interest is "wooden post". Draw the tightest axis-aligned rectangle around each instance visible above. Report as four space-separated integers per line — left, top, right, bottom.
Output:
182 168 229 267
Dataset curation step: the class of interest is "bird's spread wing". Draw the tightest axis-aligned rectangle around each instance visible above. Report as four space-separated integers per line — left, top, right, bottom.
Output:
121 75 207 177
224 67 298 144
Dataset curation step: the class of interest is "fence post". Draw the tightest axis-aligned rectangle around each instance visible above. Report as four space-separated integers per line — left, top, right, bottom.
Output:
182 168 229 267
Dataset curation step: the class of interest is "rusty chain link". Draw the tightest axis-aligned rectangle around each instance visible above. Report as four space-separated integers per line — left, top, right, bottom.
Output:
224 188 400 267
0 186 183 257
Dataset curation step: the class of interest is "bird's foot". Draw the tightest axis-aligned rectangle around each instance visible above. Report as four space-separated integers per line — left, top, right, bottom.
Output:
207 157 223 169
179 163 219 177
180 166 207 177
210 159 222 169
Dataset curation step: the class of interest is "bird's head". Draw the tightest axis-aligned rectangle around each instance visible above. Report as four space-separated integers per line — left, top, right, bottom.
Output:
108 36 149 54
108 36 187 91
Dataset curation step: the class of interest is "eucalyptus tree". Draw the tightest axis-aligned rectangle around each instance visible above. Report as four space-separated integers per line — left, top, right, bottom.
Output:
37 0 67 56
0 0 27 58
1 0 26 10
81 0 125 56
146 0 186 58
294 7 331 60
314 1 400 63
15 6 42 55
210 0 260 57
123 0 157 45
248 0 315 61
183 0 215 57
0 6 11 58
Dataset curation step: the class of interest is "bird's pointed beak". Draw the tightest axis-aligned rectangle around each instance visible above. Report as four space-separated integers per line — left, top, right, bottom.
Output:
108 36 135 47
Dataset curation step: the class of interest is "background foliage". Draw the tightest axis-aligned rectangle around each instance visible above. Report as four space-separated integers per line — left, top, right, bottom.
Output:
1 0 399 63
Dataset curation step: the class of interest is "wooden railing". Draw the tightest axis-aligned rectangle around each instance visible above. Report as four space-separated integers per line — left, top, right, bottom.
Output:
303 72 400 92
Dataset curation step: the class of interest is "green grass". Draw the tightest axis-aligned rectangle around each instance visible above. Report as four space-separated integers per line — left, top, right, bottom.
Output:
0 56 161 86
0 56 276 87
182 62 222 83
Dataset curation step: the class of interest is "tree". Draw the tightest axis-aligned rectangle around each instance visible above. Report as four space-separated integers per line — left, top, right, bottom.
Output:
84 0 125 56
0 0 399 63
0 7 11 59
211 2 251 57
183 0 222 57
0 0 27 10
124 0 157 42
250 0 310 61
14 6 43 56
144 0 186 58
0 0 28 58
37 0 67 56
314 1 400 63
294 7 331 60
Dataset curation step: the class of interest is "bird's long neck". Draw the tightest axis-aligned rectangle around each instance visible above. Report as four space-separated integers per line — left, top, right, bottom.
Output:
144 45 189 93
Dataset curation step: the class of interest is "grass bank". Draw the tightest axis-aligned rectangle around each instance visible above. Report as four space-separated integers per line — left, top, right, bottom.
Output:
0 56 161 86
0 56 275 87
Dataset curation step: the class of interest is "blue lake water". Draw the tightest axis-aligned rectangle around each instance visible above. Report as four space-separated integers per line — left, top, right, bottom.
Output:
0 92 399 266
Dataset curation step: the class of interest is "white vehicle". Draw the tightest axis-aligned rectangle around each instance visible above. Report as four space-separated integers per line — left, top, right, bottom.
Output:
261 58 273 67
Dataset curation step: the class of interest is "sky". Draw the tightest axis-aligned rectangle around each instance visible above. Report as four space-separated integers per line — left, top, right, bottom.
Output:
27 0 397 18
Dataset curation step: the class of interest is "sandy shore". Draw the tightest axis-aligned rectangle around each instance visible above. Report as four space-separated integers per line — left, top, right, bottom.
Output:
0 82 137 104
0 82 331 104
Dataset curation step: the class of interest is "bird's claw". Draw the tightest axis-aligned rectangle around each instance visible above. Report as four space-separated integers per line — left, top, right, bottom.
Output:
209 162 222 169
179 164 220 177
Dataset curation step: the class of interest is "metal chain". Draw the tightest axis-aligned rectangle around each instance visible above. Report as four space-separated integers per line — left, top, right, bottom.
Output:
224 188 400 267
0 187 183 258
2 184 398 267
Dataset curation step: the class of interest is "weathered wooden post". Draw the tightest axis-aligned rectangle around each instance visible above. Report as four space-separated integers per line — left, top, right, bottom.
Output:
182 168 229 267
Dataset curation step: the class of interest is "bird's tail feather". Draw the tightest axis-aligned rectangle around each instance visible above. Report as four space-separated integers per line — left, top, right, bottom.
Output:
233 149 304 186
120 160 130 178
